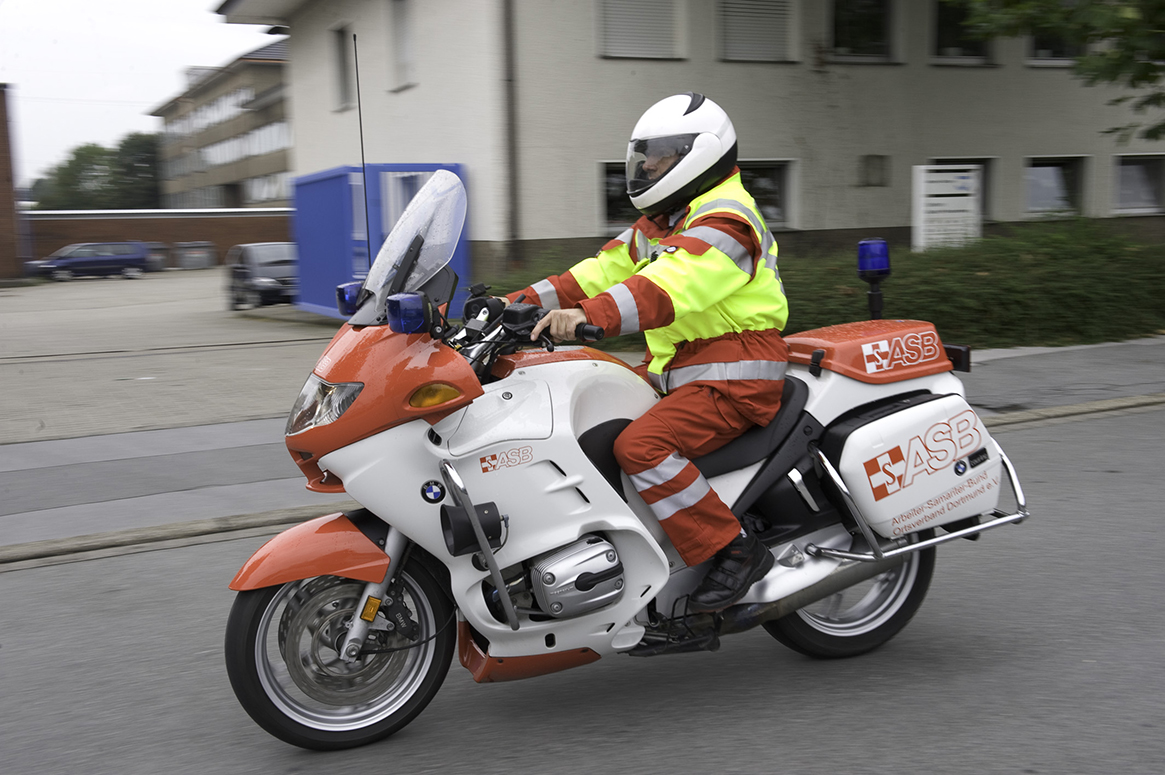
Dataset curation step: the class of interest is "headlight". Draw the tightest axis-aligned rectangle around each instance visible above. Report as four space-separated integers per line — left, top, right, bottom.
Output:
286 374 364 436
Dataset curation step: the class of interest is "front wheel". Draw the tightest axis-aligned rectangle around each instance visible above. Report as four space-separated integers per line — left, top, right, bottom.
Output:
224 558 455 750
763 534 936 659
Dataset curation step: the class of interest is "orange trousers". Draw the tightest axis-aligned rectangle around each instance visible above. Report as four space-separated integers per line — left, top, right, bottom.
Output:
613 379 783 566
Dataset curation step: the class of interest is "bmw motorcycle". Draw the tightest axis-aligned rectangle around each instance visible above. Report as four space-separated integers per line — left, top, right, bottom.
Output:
224 170 1029 750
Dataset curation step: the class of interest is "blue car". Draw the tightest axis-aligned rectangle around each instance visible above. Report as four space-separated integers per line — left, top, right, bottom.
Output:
25 241 150 281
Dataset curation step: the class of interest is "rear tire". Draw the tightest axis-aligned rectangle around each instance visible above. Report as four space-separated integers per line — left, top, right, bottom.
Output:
763 533 936 659
224 558 455 750
122 267 143 279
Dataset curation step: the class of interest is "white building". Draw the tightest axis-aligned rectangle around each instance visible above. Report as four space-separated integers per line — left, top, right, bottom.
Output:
216 0 1164 263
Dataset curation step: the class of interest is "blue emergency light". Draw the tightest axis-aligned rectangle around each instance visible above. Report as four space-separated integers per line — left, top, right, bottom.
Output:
336 282 363 316
857 238 891 282
856 239 889 320
386 292 429 334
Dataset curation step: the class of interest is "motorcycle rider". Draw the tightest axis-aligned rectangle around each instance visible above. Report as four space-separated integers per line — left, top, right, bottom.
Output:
516 93 789 612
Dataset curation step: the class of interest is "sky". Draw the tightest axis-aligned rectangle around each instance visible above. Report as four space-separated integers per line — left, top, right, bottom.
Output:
0 0 276 187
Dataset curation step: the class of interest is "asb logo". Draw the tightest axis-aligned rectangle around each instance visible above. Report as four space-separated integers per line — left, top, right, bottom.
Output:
480 446 534 473
860 332 942 374
862 409 983 501
864 447 907 501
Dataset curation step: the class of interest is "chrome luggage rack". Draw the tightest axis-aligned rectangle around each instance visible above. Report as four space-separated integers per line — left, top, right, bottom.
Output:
806 441 1030 563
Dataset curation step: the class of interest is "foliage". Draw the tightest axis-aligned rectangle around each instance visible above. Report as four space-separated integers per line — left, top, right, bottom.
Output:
946 0 1165 141
779 218 1165 348
483 219 1165 351
32 133 160 210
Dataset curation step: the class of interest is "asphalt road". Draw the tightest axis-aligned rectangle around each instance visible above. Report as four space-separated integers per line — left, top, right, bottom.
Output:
1 407 1162 775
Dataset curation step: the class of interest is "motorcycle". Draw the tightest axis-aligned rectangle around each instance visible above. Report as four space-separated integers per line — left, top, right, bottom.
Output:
224 170 1029 750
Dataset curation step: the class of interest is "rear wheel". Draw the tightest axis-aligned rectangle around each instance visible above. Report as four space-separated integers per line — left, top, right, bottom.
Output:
122 266 143 279
763 534 935 659
224 559 455 750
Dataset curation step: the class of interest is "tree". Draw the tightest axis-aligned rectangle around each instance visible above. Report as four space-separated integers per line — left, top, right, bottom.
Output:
948 0 1165 140
110 133 160 210
33 133 160 210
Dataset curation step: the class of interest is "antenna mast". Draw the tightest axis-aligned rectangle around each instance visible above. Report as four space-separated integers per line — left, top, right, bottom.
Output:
353 33 373 270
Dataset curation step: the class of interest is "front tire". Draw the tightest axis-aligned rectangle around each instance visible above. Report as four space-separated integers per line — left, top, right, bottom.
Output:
763 533 936 659
224 559 455 750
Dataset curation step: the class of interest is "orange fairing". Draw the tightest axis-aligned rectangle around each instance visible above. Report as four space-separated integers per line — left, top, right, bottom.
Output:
786 320 952 384
457 621 601 683
491 347 640 380
286 324 484 484
229 513 390 590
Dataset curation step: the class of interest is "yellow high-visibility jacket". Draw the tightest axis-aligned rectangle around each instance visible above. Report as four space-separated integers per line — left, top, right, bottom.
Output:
511 169 789 422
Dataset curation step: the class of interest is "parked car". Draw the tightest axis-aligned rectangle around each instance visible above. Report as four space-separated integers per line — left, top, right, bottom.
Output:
25 241 150 280
226 242 298 309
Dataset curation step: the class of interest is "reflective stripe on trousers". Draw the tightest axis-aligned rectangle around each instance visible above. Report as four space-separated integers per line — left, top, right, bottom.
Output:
628 452 712 522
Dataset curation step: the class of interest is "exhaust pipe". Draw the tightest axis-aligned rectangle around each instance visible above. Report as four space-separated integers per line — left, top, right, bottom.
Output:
718 552 906 635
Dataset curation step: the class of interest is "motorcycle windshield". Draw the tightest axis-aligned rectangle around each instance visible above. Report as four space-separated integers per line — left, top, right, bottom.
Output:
358 169 466 322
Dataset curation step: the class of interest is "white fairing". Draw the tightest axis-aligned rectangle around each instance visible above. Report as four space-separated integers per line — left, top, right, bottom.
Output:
322 358 667 657
319 352 1010 659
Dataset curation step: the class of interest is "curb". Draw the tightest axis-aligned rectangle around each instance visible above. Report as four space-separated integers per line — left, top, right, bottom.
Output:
4 394 1164 567
0 500 357 567
982 392 1165 428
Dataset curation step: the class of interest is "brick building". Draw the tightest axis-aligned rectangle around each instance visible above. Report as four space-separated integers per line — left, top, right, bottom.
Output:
0 84 19 278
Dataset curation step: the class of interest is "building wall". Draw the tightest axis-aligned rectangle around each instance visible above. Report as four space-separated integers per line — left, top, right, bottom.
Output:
287 0 510 241
0 84 19 278
25 211 292 265
246 0 1164 253
511 0 1160 239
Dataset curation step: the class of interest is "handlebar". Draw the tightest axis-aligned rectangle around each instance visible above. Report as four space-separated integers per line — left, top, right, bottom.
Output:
574 322 604 342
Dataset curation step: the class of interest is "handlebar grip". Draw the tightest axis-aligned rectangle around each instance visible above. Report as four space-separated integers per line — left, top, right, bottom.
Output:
575 323 605 342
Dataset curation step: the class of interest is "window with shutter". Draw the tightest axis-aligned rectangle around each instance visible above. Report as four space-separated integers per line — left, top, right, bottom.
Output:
599 0 678 59
720 0 792 62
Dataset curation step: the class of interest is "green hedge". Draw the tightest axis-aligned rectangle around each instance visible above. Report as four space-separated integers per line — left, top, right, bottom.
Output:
489 219 1165 351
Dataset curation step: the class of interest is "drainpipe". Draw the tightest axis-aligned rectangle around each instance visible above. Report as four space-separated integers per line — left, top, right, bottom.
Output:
503 0 523 266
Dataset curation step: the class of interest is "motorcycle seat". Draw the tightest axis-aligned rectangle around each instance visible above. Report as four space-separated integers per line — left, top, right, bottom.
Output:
692 375 808 480
578 375 809 500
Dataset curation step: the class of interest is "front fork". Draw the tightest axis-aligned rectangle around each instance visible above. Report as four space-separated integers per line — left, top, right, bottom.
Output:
339 526 410 663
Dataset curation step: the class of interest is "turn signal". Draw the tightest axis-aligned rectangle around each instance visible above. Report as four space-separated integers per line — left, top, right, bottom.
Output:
409 383 463 408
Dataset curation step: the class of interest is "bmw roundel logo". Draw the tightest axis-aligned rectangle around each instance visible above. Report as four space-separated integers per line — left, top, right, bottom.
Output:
954 460 968 476
421 481 446 504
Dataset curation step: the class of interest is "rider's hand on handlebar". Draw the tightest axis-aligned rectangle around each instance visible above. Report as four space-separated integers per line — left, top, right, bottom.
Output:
531 308 588 342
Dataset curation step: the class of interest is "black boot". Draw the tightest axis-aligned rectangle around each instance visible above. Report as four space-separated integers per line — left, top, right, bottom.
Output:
688 531 775 613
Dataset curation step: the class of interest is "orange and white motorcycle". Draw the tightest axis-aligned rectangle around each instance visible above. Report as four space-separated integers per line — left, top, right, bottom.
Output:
224 170 1029 750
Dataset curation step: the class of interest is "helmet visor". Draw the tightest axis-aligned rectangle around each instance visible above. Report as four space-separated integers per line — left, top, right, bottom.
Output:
626 134 698 195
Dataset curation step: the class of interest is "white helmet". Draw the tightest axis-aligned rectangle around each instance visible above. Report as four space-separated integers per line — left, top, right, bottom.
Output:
626 93 738 217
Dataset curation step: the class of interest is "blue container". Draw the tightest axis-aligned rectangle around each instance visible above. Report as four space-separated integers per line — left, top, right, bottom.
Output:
293 163 470 319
